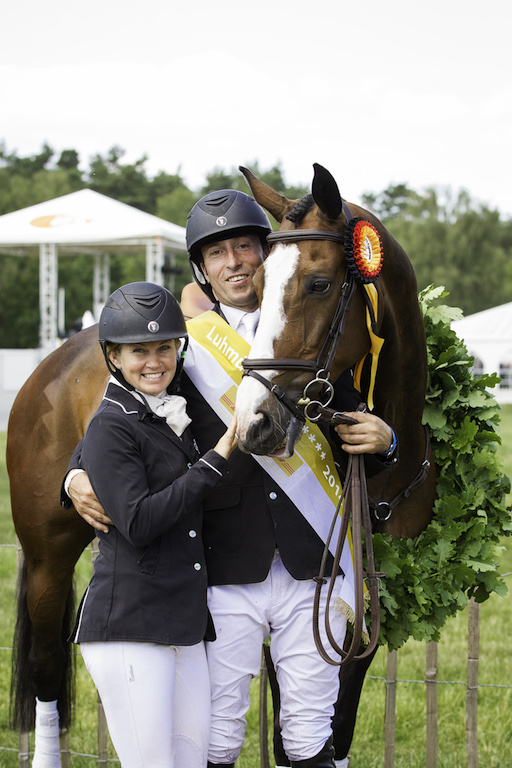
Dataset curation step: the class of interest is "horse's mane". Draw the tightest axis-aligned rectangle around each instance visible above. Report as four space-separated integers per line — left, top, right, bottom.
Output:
285 194 314 226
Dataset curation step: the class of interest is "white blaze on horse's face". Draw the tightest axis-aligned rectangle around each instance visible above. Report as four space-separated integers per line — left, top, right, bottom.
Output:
236 243 300 449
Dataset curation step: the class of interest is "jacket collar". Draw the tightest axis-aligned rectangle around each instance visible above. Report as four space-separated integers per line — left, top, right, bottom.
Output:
102 383 198 461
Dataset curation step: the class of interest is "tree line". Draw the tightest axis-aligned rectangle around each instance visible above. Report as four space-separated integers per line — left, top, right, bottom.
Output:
0 143 510 348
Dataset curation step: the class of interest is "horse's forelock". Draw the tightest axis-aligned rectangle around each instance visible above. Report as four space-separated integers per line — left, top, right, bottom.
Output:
285 194 314 226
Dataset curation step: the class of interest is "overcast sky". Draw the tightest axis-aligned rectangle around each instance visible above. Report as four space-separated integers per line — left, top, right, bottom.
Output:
2 0 511 215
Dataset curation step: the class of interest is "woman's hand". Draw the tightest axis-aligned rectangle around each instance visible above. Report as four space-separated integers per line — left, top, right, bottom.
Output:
213 415 238 460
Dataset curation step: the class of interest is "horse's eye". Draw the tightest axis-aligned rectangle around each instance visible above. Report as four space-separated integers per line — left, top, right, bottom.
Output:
310 279 331 294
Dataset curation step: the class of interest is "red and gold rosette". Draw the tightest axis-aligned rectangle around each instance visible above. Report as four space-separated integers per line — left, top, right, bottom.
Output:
344 218 383 283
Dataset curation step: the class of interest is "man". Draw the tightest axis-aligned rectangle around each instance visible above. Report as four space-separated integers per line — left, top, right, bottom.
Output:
67 189 397 768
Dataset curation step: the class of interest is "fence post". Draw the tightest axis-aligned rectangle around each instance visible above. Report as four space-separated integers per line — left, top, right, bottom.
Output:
97 695 109 767
90 537 109 767
425 641 438 768
59 728 70 768
466 597 480 768
384 649 397 768
18 732 30 768
259 648 270 768
15 539 31 768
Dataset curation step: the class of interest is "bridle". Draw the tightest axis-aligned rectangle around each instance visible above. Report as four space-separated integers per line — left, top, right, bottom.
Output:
240 205 432 664
241 203 373 426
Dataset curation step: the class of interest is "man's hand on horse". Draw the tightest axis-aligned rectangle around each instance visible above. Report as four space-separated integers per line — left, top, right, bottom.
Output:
334 411 393 455
69 472 113 533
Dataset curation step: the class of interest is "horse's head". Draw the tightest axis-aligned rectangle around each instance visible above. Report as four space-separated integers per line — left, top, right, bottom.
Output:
236 163 383 458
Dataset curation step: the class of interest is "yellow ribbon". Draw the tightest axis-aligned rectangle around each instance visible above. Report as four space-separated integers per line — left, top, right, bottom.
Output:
352 284 384 411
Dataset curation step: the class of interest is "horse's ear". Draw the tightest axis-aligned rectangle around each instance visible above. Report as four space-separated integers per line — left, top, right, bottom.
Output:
311 163 343 221
239 166 294 223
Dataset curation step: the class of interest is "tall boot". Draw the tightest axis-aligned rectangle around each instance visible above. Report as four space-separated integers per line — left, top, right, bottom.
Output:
207 763 235 767
290 736 335 768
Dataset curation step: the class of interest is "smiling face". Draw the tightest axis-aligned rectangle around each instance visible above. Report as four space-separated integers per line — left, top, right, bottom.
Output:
109 339 179 395
200 234 265 311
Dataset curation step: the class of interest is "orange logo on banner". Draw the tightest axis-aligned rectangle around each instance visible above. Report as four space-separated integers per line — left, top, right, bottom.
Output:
30 215 93 228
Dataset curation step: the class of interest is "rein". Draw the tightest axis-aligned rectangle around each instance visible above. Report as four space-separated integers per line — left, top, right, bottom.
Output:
313 450 382 666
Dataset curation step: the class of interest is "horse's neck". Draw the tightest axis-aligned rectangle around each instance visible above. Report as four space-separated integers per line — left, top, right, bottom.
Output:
373 301 428 466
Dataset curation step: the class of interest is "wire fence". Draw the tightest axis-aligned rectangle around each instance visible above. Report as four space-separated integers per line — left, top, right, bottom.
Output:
1 542 511 767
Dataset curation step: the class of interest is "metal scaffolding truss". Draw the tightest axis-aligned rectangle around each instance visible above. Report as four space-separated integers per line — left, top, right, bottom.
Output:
39 244 58 349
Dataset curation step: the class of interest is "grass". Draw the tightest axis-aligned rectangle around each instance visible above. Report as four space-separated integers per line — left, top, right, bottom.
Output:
1 408 512 766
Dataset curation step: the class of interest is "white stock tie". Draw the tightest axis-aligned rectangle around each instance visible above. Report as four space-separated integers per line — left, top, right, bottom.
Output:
239 312 259 345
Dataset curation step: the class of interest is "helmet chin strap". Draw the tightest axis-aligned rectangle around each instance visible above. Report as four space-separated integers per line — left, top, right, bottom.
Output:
101 343 136 391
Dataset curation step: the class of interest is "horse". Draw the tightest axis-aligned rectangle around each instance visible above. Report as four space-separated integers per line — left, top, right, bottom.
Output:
7 163 435 767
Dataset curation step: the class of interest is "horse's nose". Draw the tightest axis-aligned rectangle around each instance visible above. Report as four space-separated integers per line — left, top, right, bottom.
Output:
243 409 281 455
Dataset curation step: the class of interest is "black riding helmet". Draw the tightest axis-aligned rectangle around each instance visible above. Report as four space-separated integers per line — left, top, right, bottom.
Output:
186 189 272 302
99 282 188 392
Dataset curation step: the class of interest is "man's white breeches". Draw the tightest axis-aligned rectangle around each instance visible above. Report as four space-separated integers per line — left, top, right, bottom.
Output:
206 551 346 764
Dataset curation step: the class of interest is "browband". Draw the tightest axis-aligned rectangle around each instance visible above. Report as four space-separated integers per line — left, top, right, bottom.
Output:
267 229 345 245
266 200 354 247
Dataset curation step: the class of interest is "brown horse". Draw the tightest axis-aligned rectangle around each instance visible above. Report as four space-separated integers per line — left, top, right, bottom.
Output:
7 164 435 766
234 163 436 764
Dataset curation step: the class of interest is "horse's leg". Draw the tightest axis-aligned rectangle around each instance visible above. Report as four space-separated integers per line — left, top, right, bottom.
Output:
11 510 92 766
27 558 80 768
331 645 378 762
263 644 287 766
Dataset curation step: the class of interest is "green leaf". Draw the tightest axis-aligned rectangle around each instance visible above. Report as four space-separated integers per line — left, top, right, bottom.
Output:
375 286 512 651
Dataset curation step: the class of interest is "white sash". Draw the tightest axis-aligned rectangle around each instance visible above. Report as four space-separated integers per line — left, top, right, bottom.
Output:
184 311 364 633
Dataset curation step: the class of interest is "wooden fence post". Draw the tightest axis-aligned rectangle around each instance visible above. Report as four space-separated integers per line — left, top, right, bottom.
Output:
90 537 109 767
97 695 109 767
466 597 480 768
16 539 31 768
59 729 70 768
18 732 30 768
384 649 397 768
425 641 438 768
259 648 270 768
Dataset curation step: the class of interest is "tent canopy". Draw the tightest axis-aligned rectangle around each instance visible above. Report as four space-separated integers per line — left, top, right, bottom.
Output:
0 188 186 249
452 301 512 402
452 301 512 344
0 189 187 348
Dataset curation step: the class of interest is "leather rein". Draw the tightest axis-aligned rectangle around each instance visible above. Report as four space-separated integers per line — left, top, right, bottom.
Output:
241 212 431 665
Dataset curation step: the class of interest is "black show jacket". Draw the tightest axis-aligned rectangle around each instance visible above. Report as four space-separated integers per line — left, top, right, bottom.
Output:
70 384 229 646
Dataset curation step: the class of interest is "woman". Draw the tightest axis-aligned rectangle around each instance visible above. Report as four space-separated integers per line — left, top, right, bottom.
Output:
69 281 237 768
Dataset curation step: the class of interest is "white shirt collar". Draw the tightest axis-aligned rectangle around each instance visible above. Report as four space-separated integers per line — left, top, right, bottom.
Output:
220 304 260 334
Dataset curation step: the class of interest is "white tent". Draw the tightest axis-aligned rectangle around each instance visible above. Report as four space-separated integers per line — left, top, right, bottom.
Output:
452 301 512 403
0 189 187 348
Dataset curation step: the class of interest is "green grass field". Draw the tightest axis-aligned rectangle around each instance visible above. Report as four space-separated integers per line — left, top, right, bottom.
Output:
1 407 512 767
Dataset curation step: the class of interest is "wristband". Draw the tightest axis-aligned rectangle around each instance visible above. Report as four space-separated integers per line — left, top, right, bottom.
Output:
378 429 397 458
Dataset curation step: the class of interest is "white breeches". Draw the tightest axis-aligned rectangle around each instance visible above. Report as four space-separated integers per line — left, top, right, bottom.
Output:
81 640 210 768
206 551 347 764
